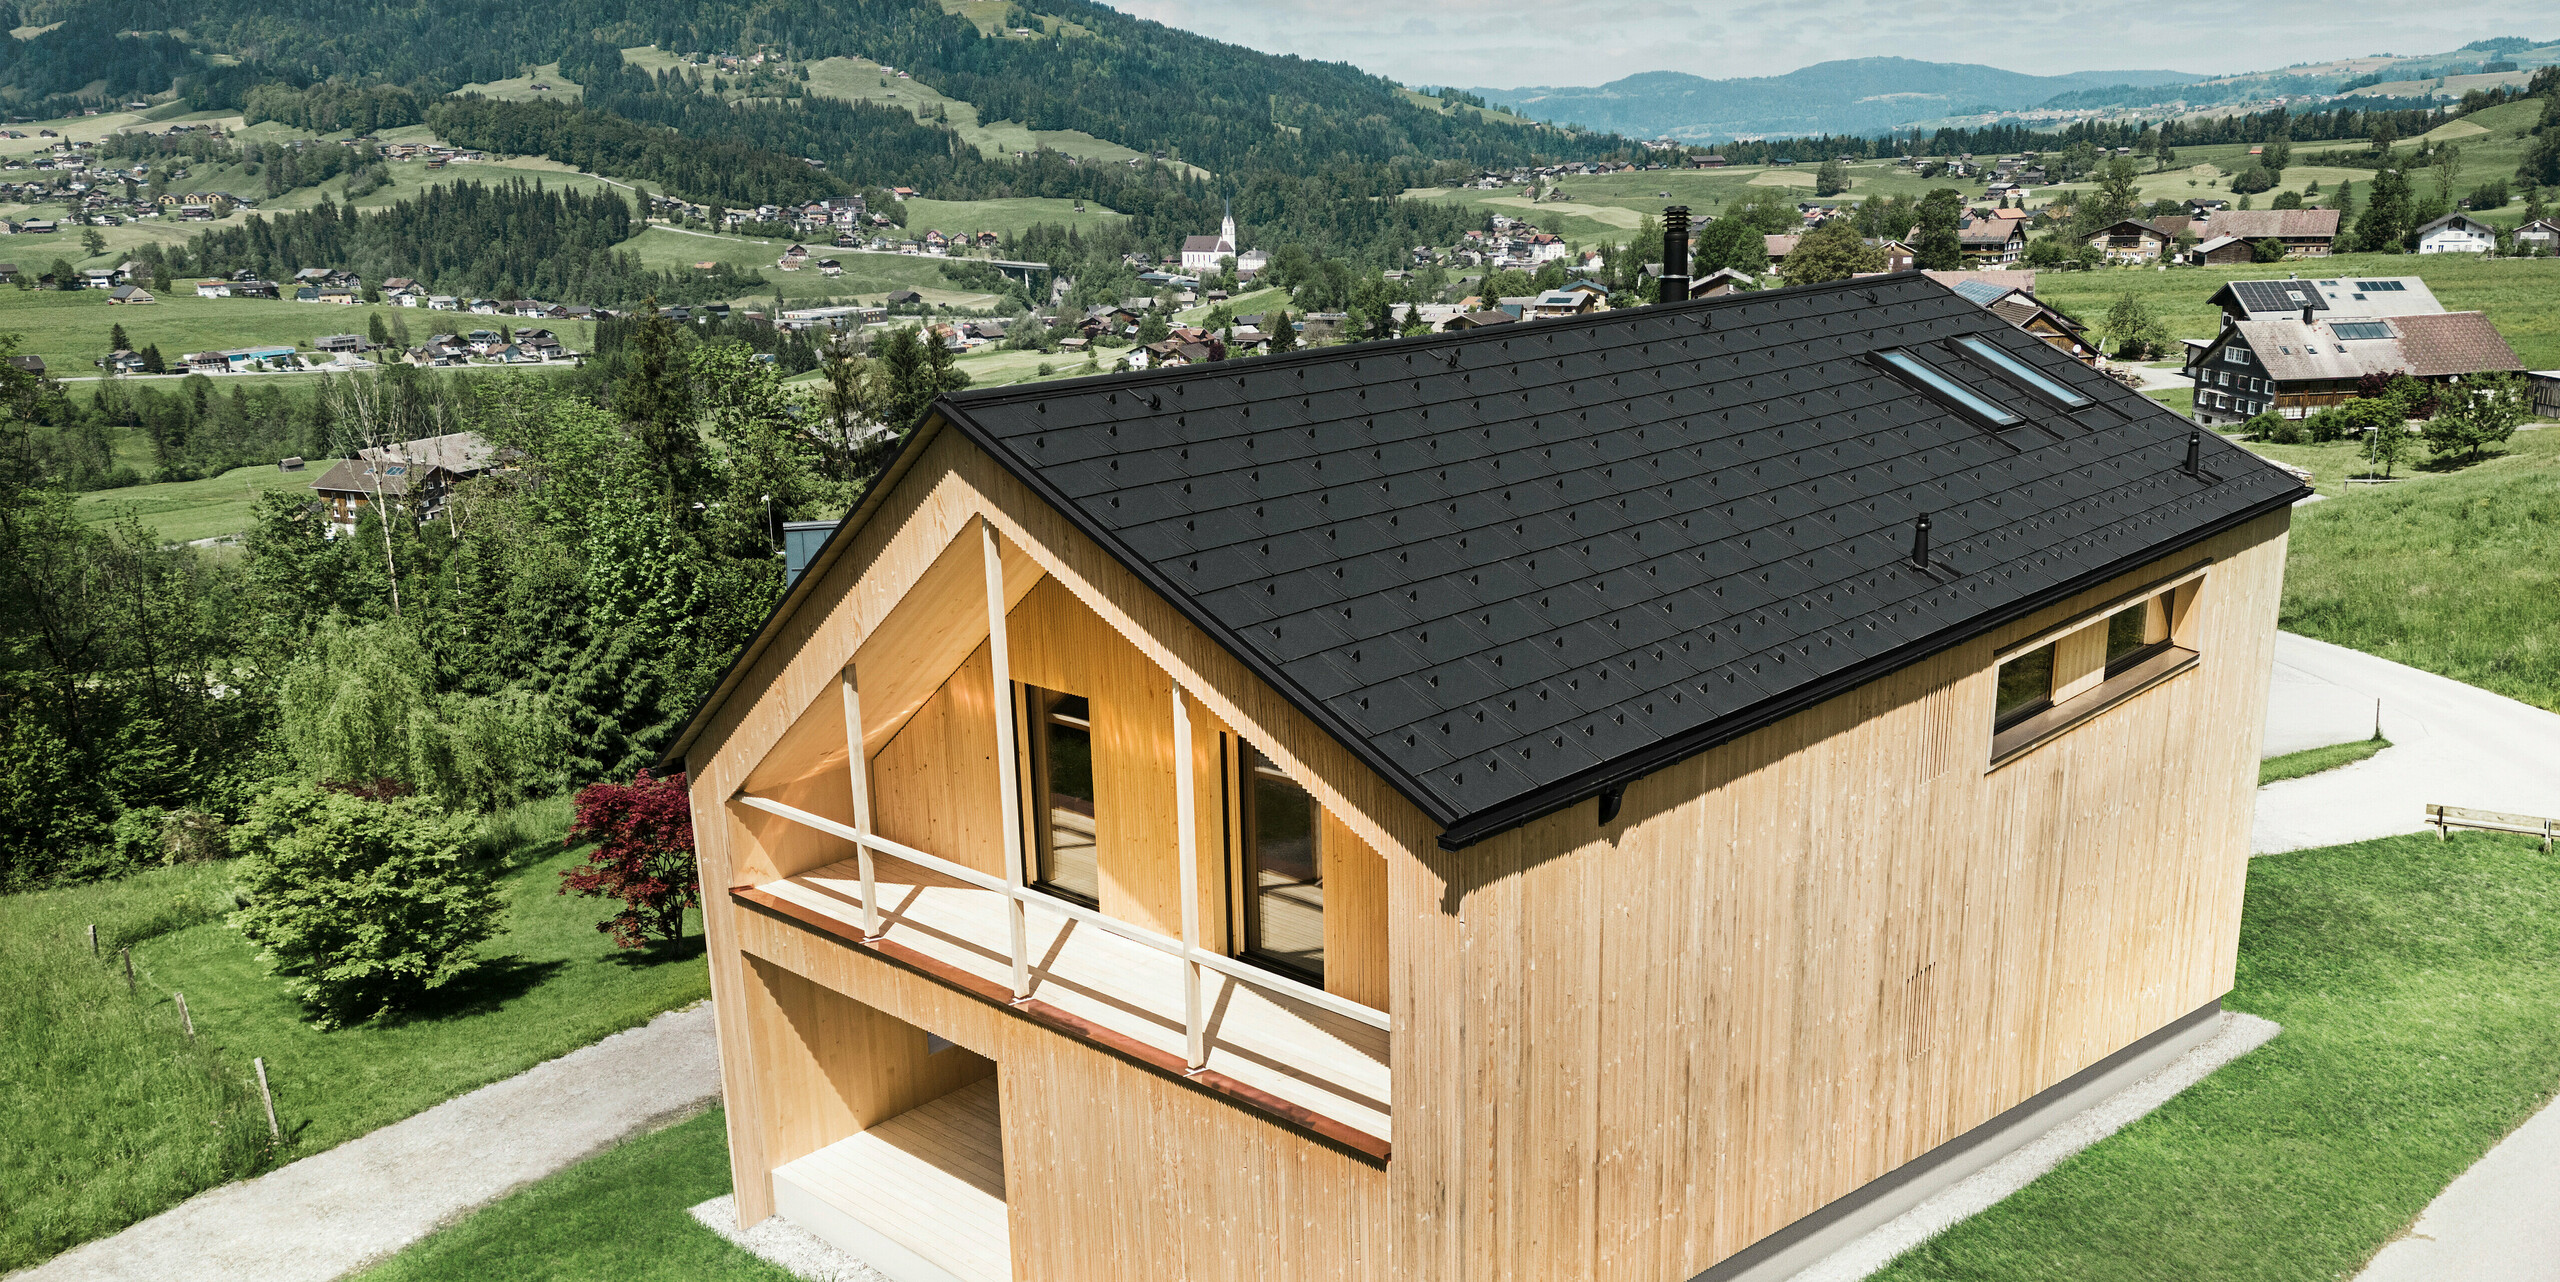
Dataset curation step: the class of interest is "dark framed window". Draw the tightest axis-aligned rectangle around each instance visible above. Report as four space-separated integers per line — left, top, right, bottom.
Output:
1236 742 1323 984
1020 686 1099 906
1994 643 2056 730
2104 595 2173 677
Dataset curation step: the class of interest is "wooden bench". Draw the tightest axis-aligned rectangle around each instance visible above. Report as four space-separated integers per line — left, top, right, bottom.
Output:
2427 804 2557 851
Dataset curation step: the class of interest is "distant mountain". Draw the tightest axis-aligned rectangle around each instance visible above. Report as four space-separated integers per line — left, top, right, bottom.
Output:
1471 57 2209 140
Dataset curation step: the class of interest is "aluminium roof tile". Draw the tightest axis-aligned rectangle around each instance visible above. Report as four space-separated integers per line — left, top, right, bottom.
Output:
931 273 2305 845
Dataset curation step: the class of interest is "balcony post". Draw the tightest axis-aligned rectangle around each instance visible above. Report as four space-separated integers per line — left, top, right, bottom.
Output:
983 517 1033 1000
1172 679 1206 1070
839 664 880 940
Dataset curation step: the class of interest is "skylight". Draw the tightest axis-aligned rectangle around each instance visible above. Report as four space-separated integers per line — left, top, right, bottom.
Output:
1877 348 2021 426
2331 321 2392 341
2355 280 2407 292
1955 337 2091 407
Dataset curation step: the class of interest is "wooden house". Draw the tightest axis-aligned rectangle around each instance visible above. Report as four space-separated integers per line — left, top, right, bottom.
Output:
2181 276 2521 426
670 273 2307 1282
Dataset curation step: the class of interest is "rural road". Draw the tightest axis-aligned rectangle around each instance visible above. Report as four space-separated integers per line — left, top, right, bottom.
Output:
2253 630 2560 855
9 1003 722 1282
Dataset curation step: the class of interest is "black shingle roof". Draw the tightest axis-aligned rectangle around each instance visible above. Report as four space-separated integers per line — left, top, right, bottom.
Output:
931 273 2306 849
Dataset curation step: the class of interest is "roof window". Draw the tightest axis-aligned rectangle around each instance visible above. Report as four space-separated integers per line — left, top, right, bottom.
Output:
1875 348 2021 427
2356 280 2407 292
2331 321 2391 341
1956 337 2090 407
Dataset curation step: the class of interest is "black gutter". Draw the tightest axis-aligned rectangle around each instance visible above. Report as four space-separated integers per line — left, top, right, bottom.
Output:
1429 480 2307 850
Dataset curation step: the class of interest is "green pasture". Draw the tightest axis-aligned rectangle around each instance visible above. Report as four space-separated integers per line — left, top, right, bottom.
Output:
76 462 342 544
0 288 596 384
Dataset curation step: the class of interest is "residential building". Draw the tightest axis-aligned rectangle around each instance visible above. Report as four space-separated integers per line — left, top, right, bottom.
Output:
1930 271 2095 364
669 275 2307 1282
2186 208 2339 257
2414 212 2496 254
314 334 369 355
2182 276 2522 425
107 284 155 305
2085 218 2179 263
2513 218 2560 255
1957 216 2026 263
307 431 500 533
2527 370 2560 418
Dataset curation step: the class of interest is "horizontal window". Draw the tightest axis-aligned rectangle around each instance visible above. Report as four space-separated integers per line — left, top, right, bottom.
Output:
1990 580 2201 767
1877 348 2022 427
1957 336 2090 407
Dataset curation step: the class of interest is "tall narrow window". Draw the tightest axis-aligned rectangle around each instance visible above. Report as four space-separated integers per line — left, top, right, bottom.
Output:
1238 743 1323 983
1021 686 1099 906
1994 643 2056 730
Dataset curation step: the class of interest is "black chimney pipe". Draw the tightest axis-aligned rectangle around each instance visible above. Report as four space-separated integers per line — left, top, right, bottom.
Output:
1659 205 1690 304
1910 513 1932 569
2184 429 2203 477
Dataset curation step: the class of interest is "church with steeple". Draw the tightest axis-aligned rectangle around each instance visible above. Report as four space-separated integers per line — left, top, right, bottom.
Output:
1177 199 1241 273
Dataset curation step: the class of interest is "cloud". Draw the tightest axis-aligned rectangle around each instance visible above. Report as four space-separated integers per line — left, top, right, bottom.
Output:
1112 0 2551 89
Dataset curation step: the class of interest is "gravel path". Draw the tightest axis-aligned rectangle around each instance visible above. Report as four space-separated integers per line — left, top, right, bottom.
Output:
2254 631 2560 855
9 1003 721 1282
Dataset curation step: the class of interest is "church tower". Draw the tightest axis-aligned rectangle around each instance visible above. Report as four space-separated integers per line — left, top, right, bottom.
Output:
1219 199 1236 253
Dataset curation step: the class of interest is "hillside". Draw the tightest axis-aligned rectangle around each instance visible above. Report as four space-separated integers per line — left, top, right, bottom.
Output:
1474 35 2560 140
1472 58 2204 140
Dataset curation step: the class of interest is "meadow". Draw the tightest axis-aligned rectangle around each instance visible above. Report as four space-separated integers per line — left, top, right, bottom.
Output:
0 288 597 382
618 224 1004 308
76 461 341 544
0 796 711 1270
1874 830 2560 1281
900 196 1128 241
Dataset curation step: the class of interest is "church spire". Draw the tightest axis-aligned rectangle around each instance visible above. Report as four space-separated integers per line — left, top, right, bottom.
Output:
1220 198 1236 253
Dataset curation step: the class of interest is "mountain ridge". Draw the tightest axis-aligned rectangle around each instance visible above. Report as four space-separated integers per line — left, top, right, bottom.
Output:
1469 57 2207 141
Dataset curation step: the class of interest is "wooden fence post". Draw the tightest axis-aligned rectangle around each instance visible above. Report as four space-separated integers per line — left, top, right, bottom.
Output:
175 992 195 1040
87 924 97 956
122 947 135 994
254 1057 280 1140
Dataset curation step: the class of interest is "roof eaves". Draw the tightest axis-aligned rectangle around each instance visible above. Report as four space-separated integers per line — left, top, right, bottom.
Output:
1431 479 2305 850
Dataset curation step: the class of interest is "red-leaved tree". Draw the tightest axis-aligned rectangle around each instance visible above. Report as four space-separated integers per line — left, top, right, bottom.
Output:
560 770 698 948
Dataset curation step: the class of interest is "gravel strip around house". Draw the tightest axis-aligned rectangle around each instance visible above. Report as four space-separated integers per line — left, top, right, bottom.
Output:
8 1002 721 1282
689 1196 892 1282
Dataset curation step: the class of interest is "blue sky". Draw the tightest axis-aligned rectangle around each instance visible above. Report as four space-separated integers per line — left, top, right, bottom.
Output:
1111 1 2551 90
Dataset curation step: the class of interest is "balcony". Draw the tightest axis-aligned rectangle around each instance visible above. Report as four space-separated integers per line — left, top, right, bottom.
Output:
736 843 1392 1157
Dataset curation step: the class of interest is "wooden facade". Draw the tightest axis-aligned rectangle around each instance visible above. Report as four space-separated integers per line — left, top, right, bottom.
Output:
680 405 2291 1281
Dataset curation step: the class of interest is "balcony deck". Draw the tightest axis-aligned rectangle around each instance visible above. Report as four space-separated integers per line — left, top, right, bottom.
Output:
772 1077 1010 1282
740 852 1391 1156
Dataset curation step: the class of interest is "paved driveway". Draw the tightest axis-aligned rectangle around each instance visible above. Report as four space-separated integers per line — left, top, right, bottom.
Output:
2255 631 2560 855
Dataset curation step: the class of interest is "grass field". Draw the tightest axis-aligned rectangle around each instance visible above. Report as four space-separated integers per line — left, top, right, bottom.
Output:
900 196 1127 241
2039 252 2560 369
455 63 580 103
0 859 269 1272
0 796 712 1270
1875 829 2560 1280
2259 736 2390 784
356 1108 789 1282
784 55 1191 176
0 288 597 383
618 225 1005 308
2279 421 2560 714
75 461 340 543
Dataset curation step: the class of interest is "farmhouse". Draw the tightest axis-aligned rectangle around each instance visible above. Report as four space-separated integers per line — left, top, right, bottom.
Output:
2514 218 2560 254
307 430 500 533
2181 275 2522 426
2187 208 2339 258
1956 216 2025 263
2085 218 2180 263
668 272 2306 1282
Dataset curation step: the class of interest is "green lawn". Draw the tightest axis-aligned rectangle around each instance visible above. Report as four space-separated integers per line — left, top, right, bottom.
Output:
618 224 1001 308
2040 252 2560 370
2279 423 2560 713
454 62 580 103
0 796 711 1270
76 461 342 544
901 196 1127 241
355 1109 792 1282
1876 830 2560 1281
0 288 595 382
2258 737 2389 785
798 53 1186 174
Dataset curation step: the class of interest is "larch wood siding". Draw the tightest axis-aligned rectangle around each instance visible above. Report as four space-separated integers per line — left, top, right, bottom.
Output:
1415 509 2287 1280
687 414 2287 1281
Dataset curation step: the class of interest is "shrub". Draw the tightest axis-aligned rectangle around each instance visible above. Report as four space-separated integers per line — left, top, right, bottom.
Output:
560 770 698 948
2265 418 2308 445
230 782 500 1027
2242 409 2288 440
